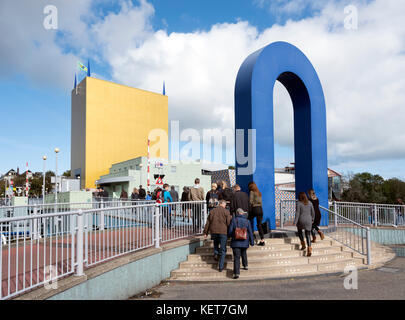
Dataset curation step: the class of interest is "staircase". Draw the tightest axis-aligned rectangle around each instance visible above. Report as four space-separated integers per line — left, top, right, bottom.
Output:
169 235 394 282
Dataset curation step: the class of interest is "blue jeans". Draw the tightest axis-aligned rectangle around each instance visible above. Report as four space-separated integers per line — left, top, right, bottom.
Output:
211 234 227 270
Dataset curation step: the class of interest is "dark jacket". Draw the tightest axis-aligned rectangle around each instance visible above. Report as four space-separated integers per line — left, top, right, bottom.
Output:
230 190 250 215
138 188 146 199
131 192 139 200
120 190 128 199
181 191 189 202
219 187 233 203
228 214 254 248
309 198 321 226
170 190 179 202
203 206 232 235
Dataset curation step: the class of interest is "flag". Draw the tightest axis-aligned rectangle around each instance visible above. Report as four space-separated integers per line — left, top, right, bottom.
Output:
77 61 88 73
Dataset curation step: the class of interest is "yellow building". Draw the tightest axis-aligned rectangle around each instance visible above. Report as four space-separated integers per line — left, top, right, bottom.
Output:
71 77 168 189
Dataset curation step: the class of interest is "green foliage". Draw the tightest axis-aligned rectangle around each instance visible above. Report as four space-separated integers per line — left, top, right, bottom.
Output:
1 170 56 197
63 170 71 177
342 172 405 204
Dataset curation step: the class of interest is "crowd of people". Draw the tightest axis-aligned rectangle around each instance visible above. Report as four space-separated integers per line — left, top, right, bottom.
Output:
93 180 341 279
203 184 325 279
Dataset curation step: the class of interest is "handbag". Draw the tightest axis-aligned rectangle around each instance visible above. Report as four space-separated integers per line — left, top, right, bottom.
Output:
235 218 247 240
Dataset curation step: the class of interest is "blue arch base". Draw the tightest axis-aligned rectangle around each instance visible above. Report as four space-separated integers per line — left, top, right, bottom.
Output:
234 41 329 230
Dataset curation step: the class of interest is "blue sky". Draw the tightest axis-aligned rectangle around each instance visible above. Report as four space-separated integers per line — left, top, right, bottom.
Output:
0 0 404 181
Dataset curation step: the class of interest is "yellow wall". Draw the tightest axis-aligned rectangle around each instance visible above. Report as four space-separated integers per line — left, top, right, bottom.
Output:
81 77 168 189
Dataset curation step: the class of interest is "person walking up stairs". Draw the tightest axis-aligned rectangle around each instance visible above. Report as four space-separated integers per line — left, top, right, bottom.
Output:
294 192 315 257
203 200 232 272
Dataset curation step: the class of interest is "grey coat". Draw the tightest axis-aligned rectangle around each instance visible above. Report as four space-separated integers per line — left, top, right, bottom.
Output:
294 201 315 231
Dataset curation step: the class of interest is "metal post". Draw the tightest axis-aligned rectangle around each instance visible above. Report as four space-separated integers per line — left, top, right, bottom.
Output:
280 201 284 229
154 204 160 248
374 204 378 227
334 202 338 228
100 199 105 231
76 210 84 276
203 202 208 227
366 227 371 265
32 205 39 240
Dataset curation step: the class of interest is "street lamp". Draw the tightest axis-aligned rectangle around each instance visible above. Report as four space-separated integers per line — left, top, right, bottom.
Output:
42 155 47 205
54 148 59 204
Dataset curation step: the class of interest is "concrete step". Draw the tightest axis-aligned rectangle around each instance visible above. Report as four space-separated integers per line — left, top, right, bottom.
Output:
204 238 287 246
194 244 343 256
180 251 355 269
187 246 344 263
202 241 335 251
171 258 365 281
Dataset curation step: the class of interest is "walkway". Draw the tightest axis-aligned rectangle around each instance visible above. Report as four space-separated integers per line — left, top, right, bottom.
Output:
131 256 405 300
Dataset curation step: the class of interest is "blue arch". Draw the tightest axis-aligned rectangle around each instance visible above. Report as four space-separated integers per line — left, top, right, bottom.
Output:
234 41 329 229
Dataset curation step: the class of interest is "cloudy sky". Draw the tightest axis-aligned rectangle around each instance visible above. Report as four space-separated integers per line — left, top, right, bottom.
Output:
0 0 404 180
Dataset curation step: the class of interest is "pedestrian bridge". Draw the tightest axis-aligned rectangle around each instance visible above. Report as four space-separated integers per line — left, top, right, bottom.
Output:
0 199 401 300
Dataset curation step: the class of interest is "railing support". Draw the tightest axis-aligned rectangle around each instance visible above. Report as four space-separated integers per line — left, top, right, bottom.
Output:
100 199 105 231
75 210 84 276
366 227 371 265
154 204 160 248
280 201 284 229
334 201 338 229
373 204 378 227
32 205 39 240
203 202 208 229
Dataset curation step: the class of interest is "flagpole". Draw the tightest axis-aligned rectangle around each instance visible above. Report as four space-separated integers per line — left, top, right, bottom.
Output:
147 139 150 193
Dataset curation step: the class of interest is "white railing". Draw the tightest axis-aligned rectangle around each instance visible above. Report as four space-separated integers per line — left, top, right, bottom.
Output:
0 200 206 300
332 201 404 227
279 200 371 265
320 205 371 265
279 199 405 228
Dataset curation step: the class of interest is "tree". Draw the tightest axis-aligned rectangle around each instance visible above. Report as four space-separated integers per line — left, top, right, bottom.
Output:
63 170 71 177
342 172 405 204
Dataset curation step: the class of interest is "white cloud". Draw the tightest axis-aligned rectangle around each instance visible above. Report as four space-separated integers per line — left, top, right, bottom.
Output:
92 0 405 168
2 0 405 171
0 0 95 89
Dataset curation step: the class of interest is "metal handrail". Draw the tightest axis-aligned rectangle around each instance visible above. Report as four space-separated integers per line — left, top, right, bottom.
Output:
0 200 207 300
319 205 368 229
320 205 371 265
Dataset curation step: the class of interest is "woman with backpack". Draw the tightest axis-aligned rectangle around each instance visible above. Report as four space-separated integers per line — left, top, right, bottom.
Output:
294 192 315 257
248 182 265 246
228 208 254 279
206 183 219 212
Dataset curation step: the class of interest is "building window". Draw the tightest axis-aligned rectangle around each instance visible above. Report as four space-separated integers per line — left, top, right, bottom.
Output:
171 166 176 173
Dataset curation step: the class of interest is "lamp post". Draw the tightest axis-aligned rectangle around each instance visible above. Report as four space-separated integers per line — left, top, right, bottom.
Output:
42 155 47 205
54 148 59 204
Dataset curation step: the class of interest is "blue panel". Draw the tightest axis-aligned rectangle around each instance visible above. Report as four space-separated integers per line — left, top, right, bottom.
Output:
235 42 329 229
